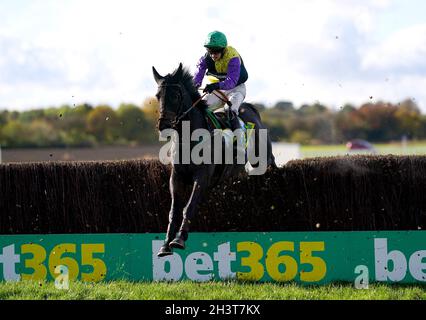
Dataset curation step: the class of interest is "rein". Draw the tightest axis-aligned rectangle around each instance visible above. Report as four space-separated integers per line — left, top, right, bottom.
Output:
212 89 232 108
160 82 232 127
211 89 233 120
176 88 232 123
174 92 207 124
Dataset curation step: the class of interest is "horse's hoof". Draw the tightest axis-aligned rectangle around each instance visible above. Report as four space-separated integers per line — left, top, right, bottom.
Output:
169 237 185 250
157 246 173 257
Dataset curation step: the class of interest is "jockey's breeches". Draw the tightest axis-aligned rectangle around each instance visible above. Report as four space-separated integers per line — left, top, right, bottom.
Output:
204 83 246 115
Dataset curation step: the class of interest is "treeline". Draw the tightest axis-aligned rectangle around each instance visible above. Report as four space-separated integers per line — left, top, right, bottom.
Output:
0 98 159 148
0 97 425 148
258 98 426 144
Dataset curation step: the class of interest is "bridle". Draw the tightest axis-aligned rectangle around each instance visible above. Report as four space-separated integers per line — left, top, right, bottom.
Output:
159 82 233 128
159 83 207 128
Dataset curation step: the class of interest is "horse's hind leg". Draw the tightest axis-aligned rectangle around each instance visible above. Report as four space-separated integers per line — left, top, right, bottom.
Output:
253 123 276 169
240 104 276 168
247 124 272 170
252 122 277 169
157 171 184 257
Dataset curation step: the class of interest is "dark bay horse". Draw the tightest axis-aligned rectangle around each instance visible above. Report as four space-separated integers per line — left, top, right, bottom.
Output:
153 63 276 257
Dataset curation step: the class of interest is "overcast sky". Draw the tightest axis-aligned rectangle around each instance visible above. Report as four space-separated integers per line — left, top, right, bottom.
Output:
1 0 426 111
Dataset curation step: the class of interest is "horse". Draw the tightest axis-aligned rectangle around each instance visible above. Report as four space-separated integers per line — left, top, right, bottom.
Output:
153 63 276 257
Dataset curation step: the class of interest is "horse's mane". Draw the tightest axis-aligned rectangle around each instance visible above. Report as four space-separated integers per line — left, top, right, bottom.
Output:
180 67 208 109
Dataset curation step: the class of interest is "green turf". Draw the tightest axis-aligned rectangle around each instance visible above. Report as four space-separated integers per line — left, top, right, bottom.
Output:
0 281 425 300
300 141 426 158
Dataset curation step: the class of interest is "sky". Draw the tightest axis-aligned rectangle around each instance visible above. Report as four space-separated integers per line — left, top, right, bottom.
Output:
1 0 426 111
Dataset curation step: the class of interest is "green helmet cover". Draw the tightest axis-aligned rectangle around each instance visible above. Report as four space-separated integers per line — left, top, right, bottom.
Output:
204 31 227 49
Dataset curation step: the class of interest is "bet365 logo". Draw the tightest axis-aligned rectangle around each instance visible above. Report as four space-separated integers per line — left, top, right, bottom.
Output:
354 238 426 288
0 243 106 283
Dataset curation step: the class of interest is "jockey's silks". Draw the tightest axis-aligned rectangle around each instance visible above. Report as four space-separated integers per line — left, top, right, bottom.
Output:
193 46 248 90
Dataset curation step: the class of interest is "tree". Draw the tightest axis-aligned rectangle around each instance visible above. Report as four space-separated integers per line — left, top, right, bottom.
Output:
290 130 312 145
395 99 422 138
28 119 63 147
0 111 7 127
141 97 159 123
358 102 399 141
141 97 160 142
418 115 426 139
58 104 95 147
298 103 328 115
306 113 335 144
1 120 34 147
340 103 356 113
86 105 119 144
267 120 289 141
18 109 45 123
116 103 152 144
334 107 368 141
43 105 73 123
273 101 294 112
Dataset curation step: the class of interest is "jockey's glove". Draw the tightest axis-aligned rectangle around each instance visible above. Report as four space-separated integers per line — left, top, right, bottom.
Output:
203 83 220 93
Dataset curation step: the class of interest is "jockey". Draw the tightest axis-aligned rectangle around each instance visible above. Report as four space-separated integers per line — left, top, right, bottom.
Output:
193 31 249 132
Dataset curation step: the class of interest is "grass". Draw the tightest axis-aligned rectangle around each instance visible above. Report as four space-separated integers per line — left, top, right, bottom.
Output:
0 280 425 300
300 140 426 158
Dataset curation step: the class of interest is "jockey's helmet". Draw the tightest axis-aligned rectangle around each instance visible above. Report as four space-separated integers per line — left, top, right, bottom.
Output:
204 31 227 49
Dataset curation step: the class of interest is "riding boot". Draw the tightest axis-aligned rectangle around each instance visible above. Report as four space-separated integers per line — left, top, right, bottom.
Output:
229 111 246 164
229 110 241 131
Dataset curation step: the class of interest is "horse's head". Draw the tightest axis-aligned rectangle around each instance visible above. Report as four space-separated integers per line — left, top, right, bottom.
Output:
153 63 191 131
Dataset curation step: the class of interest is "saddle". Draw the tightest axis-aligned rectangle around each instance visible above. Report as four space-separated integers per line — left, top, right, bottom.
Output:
204 107 255 129
203 108 231 130
202 108 255 151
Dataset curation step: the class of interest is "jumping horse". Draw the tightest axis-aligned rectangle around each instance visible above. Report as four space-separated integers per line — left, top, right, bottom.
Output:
153 63 276 257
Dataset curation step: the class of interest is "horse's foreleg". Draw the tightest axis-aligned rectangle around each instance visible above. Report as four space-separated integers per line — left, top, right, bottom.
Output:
166 171 186 243
170 175 209 249
165 198 182 245
181 180 207 238
158 171 184 257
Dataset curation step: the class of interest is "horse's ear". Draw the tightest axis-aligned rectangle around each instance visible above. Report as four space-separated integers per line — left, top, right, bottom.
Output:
152 66 164 85
171 63 183 81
